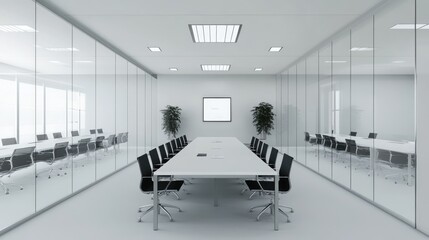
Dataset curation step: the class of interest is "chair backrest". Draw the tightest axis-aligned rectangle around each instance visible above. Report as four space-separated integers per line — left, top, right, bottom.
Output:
97 129 103 134
53 132 63 139
166 142 174 155
137 154 153 192
260 143 268 159
2 138 17 146
345 139 357 153
106 135 115 146
159 144 169 162
10 146 35 169
122 132 128 143
180 136 186 146
149 148 161 166
279 154 293 192
253 138 260 149
36 134 48 141
116 133 124 144
171 139 178 150
305 132 310 142
90 129 96 134
329 136 337 148
315 134 322 139
256 141 263 154
390 151 408 165
71 131 79 137
350 131 357 136
368 132 377 139
53 142 69 160
176 138 183 148
250 136 255 147
183 135 188 144
268 147 279 167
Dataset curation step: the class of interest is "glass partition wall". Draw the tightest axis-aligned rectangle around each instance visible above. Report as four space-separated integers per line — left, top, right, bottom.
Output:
280 0 416 225
0 0 155 232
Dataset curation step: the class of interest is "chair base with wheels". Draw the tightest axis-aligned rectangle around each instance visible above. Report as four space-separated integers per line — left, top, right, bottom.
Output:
249 198 293 222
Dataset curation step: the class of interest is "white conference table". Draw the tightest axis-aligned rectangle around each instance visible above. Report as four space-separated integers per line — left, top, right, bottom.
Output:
153 137 279 230
0 134 112 159
312 134 415 184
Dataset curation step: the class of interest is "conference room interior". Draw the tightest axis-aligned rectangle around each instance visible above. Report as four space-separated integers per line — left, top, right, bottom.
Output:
1 0 429 239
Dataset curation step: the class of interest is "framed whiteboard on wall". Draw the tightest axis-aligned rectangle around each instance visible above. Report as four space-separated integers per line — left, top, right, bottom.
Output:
203 97 231 122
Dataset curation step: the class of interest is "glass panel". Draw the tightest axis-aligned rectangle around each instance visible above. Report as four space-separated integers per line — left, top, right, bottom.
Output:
127 64 137 163
306 53 320 171
332 32 351 187
35 4 72 210
297 61 306 164
374 0 415 223
288 67 297 158
72 27 96 191
350 17 374 200
0 0 36 229
95 43 116 179
319 44 333 178
137 69 146 156
281 72 288 153
115 56 128 169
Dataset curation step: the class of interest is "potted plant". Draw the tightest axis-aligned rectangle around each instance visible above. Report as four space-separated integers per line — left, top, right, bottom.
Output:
161 105 182 139
251 102 275 140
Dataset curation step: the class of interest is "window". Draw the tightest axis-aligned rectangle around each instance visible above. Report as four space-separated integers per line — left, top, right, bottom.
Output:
0 78 17 142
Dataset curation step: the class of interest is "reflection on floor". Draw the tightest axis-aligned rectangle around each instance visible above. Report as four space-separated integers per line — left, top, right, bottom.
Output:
0 146 151 230
278 146 415 223
1 158 426 240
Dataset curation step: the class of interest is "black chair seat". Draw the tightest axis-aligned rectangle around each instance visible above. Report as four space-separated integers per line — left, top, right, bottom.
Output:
245 180 290 192
141 180 184 192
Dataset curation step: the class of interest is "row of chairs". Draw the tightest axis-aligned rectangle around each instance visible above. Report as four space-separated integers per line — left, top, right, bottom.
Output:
244 136 294 222
136 135 189 222
0 132 128 195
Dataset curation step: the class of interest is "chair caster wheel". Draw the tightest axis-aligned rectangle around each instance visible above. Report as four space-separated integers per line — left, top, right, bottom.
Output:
48 176 51 179
170 219 174 222
138 210 142 213
287 220 291 223
138 219 142 222
290 210 294 213
20 187 23 190
178 209 182 212
249 210 253 213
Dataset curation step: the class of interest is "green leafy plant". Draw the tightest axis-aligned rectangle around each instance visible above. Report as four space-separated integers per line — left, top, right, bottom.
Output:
251 102 275 139
161 105 182 138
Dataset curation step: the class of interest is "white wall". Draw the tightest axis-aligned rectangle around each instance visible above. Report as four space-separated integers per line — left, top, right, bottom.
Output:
156 75 277 145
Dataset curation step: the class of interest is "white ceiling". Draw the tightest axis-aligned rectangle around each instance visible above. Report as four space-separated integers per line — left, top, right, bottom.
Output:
37 0 386 75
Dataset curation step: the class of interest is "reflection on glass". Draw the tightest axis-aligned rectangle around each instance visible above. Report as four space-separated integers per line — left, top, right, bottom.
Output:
350 17 374 200
128 64 138 164
35 4 73 210
281 72 288 153
288 67 297 158
332 32 351 187
115 56 128 169
72 27 96 191
374 0 415 223
297 62 306 164
319 44 333 178
96 43 116 179
137 69 146 156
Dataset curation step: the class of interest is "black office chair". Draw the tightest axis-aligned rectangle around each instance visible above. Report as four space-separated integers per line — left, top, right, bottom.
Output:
304 132 316 145
246 154 294 222
254 141 263 155
149 148 163 171
69 138 91 167
122 132 128 144
136 154 183 222
257 143 269 161
252 138 260 153
322 135 332 157
165 142 176 157
171 140 181 153
115 133 124 149
315 134 323 145
71 131 79 137
159 144 171 163
175 138 184 150
248 136 256 148
97 129 103 134
36 142 69 179
53 132 63 139
350 131 357 137
90 129 96 134
103 135 116 153
36 134 48 141
0 146 35 194
383 151 414 184
267 148 279 170
183 135 189 144
368 133 377 139
2 138 17 146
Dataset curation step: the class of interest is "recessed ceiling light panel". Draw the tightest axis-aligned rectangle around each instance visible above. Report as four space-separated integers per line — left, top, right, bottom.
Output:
350 47 374 52
201 64 230 71
190 24 241 43
46 47 79 52
254 68 263 71
0 25 37 32
325 60 347 63
269 47 283 52
148 47 162 52
390 24 426 29
169 68 178 71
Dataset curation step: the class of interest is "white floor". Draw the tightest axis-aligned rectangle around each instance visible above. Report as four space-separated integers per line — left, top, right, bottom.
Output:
1 157 427 240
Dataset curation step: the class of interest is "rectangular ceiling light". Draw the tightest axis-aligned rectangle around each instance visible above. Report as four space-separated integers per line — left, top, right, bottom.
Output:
269 47 283 52
325 60 347 63
190 24 241 43
390 24 426 29
148 47 162 52
201 64 231 71
46 47 79 52
169 67 178 71
254 68 263 71
0 25 37 32
350 47 373 51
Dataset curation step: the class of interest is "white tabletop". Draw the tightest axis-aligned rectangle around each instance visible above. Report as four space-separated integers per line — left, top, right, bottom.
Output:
154 137 276 178
316 134 415 154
